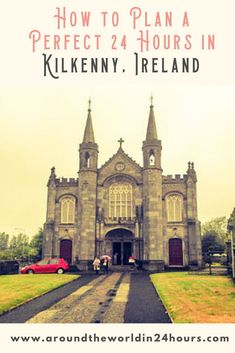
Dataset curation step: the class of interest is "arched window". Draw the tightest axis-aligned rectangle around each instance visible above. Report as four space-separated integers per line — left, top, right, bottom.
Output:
109 183 133 219
166 194 183 222
149 150 155 166
61 197 75 224
85 152 90 168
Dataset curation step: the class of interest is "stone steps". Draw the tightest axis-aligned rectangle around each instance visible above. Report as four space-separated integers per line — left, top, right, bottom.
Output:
110 265 137 272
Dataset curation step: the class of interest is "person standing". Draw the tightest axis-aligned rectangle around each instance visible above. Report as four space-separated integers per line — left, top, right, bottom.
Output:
103 257 109 274
93 257 100 275
113 252 118 265
128 255 136 270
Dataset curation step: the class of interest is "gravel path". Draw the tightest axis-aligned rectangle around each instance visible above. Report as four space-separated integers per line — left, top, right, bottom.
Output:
28 273 123 323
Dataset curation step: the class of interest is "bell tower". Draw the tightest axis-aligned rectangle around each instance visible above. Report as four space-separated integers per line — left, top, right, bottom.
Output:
79 99 98 171
142 97 164 270
78 99 98 270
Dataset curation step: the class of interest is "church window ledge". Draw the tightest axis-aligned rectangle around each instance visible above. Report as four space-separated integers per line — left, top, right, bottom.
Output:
167 221 184 225
104 217 136 225
187 219 196 225
59 223 75 226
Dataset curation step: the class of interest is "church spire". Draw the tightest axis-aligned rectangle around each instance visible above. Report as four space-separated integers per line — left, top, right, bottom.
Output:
142 96 162 170
83 98 95 143
146 96 158 141
79 99 98 172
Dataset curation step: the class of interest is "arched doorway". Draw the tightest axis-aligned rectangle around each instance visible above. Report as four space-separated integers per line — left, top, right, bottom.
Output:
106 229 134 265
60 239 72 264
169 238 183 266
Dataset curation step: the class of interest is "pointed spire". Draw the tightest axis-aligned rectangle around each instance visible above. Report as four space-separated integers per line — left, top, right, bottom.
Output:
47 166 56 187
186 161 197 182
146 95 158 141
83 98 95 143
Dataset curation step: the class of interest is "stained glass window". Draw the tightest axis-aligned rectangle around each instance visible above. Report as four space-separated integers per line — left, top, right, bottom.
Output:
61 197 75 224
166 194 183 222
109 183 133 219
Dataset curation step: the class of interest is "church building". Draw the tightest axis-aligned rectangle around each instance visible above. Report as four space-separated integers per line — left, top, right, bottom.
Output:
42 99 202 271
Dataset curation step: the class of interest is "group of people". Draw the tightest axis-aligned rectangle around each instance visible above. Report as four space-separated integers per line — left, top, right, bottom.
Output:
93 254 137 274
92 256 110 275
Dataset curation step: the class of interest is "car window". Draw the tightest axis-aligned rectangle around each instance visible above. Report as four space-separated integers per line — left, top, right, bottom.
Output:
49 259 59 264
37 259 49 265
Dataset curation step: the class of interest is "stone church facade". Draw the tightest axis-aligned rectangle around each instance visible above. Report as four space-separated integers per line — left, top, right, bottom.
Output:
43 100 202 271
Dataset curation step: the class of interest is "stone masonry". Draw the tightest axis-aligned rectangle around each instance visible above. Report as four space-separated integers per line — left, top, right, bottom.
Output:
43 99 202 271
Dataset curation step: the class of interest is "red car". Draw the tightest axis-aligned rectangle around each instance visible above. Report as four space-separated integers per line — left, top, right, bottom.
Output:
21 258 69 274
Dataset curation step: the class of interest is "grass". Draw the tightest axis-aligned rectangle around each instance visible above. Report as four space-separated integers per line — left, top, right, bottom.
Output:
0 274 79 315
151 272 235 323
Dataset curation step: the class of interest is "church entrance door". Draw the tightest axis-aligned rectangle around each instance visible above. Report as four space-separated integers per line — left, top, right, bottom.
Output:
60 239 72 264
112 242 121 265
106 228 134 266
112 242 132 265
169 238 183 266
123 242 132 265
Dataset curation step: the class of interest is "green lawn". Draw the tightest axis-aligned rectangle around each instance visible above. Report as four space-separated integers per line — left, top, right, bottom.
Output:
151 272 235 323
0 274 79 315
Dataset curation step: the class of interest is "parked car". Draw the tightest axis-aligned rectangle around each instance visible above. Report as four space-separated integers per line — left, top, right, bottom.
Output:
21 258 69 274
0 260 19 275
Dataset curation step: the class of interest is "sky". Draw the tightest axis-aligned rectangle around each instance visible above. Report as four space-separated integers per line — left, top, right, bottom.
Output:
0 84 235 236
0 0 235 236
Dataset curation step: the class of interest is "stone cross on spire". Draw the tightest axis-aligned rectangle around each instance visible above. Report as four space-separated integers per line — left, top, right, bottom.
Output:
118 137 124 149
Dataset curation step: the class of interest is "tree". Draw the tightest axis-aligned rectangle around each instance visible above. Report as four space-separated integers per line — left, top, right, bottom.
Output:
30 227 43 259
202 231 224 254
202 216 227 242
0 232 9 251
9 233 30 259
0 232 11 259
202 217 227 255
0 228 43 261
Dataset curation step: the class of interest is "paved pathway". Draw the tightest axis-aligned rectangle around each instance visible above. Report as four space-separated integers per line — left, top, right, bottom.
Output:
124 273 172 323
0 272 171 323
0 275 94 323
